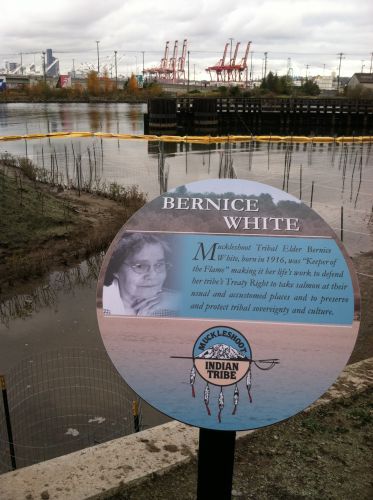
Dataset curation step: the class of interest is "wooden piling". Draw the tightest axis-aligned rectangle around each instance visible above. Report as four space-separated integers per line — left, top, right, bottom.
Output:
148 98 177 131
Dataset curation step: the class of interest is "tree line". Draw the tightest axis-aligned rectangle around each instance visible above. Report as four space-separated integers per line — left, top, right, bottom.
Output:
0 71 163 102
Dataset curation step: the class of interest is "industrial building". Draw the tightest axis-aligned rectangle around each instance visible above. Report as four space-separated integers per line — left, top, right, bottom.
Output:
45 49 59 77
347 73 373 91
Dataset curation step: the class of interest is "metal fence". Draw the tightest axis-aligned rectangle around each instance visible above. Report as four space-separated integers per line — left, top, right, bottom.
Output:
0 348 141 473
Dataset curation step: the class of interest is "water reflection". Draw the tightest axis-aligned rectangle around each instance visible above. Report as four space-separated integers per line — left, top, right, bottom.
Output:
88 109 101 131
0 103 146 139
0 255 103 327
218 142 237 179
157 141 169 194
1 135 372 255
128 107 140 132
1 107 372 319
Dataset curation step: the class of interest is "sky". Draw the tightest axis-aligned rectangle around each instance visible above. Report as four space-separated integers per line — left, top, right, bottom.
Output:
1 0 372 80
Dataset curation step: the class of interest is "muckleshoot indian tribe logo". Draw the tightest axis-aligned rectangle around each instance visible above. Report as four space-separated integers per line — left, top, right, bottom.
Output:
173 326 279 423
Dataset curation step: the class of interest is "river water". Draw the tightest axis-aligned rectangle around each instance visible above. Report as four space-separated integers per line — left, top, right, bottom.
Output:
0 103 372 470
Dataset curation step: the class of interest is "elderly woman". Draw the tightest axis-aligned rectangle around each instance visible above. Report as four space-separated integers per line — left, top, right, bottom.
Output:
103 233 180 317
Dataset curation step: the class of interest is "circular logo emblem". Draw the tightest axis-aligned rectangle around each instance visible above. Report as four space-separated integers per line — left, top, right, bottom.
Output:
192 326 252 387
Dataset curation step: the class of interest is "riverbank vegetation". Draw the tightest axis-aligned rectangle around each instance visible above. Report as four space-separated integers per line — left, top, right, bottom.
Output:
2 69 372 103
0 154 146 297
0 71 164 103
205 71 322 98
185 74 371 99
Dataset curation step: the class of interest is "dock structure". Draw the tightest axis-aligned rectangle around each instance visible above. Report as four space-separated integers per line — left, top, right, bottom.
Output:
146 97 373 135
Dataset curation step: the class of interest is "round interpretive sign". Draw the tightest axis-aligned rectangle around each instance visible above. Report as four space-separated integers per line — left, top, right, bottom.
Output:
96 179 360 431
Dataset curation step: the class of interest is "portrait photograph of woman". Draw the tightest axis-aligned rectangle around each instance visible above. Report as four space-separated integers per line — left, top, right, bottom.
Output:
103 232 181 317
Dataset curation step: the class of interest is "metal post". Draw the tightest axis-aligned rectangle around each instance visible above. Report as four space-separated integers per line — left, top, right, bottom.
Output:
114 50 118 88
370 52 373 74
42 52 46 82
187 50 190 93
142 51 145 75
132 400 140 432
1 375 16 470
96 40 100 75
337 53 343 92
310 180 315 207
197 429 236 499
264 52 268 79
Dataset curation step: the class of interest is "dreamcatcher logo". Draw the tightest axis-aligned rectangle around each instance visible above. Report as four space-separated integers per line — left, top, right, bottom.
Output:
187 326 279 423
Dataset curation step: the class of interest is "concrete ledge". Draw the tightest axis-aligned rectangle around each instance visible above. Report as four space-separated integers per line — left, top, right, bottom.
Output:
1 357 372 500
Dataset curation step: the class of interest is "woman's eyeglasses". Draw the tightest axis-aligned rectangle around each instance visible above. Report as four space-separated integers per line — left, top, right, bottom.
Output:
124 261 172 275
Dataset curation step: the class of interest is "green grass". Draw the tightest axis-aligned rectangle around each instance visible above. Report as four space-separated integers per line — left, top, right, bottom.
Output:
0 169 76 253
0 157 146 288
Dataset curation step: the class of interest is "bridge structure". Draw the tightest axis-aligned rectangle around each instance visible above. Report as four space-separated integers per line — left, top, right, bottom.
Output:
0 74 36 88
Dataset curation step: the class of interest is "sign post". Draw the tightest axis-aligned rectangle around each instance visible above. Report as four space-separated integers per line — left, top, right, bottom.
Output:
1 375 16 470
97 179 359 497
197 428 236 499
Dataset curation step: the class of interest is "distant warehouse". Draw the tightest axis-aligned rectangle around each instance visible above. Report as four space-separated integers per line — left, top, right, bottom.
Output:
347 73 373 91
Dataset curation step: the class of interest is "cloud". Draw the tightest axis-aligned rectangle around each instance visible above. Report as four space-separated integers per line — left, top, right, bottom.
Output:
0 0 371 77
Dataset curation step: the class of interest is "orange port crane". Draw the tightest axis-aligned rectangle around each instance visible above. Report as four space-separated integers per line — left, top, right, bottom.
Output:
143 39 188 81
166 40 178 81
143 41 169 78
160 41 170 74
206 42 229 81
177 39 187 80
237 41 252 81
206 41 251 82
